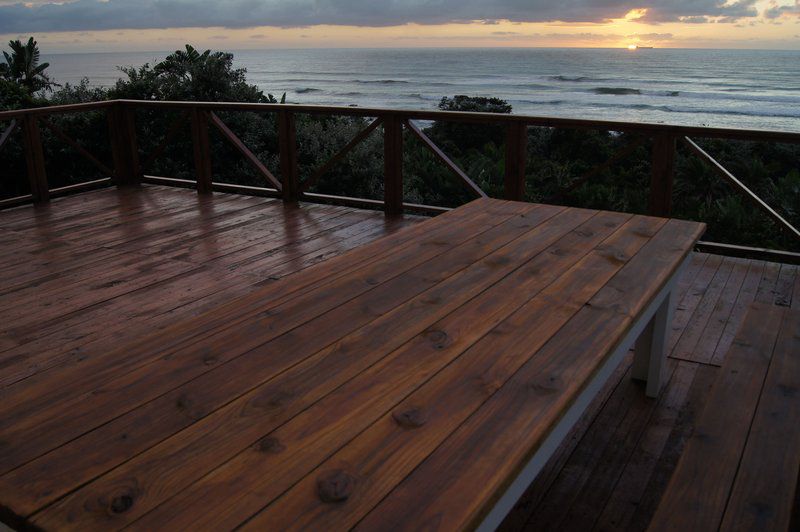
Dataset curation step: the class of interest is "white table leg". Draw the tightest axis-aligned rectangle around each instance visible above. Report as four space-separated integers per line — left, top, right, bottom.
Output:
632 290 674 398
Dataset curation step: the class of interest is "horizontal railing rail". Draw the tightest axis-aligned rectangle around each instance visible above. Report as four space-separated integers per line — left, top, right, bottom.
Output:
1 99 799 261
4 99 800 142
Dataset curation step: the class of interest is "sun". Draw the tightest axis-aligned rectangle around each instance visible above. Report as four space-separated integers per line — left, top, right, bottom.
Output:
627 44 638 50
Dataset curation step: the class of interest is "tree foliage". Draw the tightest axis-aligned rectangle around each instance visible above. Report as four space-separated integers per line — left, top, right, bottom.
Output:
108 45 284 103
0 42 798 252
0 37 58 94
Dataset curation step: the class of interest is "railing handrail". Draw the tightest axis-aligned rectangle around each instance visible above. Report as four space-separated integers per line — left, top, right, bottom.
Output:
1 99 799 144
0 100 115 119
1 98 799 260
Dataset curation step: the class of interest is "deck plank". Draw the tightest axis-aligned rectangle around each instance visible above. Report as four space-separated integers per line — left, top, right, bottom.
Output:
647 303 784 531
0 267 263 386
589 359 703 531
793 265 800 310
710 259 765 365
688 257 750 365
32 205 597 529
0 197 480 428
670 256 735 364
355 219 702 531
244 216 665 532
2 185 796 531
502 253 718 530
666 253 723 357
17 203 568 526
754 261 782 304
0 200 506 479
719 308 800 531
773 264 797 308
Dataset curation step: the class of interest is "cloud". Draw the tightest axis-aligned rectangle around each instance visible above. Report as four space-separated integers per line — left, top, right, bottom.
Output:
0 0 764 33
679 16 711 23
639 0 758 23
764 0 800 19
627 32 674 40
530 32 624 42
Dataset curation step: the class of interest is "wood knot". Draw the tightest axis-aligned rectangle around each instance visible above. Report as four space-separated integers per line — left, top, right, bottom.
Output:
605 250 627 264
392 406 427 429
176 395 190 410
525 266 541 277
422 295 443 305
317 470 354 503
254 389 294 409
175 394 205 420
109 494 134 514
202 353 218 366
485 256 511 267
425 329 448 349
365 277 380 286
256 436 285 454
528 375 562 395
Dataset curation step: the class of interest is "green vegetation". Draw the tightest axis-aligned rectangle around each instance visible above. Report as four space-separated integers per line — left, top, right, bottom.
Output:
1 37 57 94
1 40 798 251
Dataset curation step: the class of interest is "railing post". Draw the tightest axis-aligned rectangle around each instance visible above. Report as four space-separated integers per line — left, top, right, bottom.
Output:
383 115 403 216
278 110 299 203
504 122 527 201
649 133 676 217
108 102 140 186
190 107 213 194
21 114 49 204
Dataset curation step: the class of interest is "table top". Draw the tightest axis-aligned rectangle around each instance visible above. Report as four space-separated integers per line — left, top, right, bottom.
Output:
0 198 704 530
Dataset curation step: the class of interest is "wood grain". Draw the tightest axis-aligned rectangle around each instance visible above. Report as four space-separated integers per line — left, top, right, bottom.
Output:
648 303 784 531
0 186 712 531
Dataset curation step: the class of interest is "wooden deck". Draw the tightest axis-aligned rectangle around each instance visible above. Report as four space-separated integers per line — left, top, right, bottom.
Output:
0 185 797 530
500 246 800 531
0 185 421 388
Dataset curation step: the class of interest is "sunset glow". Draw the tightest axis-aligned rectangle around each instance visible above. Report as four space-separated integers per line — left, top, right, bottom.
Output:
624 8 649 21
0 0 798 52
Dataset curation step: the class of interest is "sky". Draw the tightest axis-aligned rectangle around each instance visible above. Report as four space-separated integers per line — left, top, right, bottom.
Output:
0 0 798 53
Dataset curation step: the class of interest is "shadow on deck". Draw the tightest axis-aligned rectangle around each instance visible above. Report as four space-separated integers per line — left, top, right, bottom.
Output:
500 241 799 531
0 185 797 530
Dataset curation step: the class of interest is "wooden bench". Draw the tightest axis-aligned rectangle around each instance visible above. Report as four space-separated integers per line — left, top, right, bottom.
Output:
0 199 703 530
649 303 800 531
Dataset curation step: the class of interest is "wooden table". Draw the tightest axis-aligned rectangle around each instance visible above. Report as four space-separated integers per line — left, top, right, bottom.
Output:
0 198 704 531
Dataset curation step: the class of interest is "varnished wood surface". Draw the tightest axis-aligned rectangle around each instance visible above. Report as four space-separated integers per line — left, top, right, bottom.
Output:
0 186 705 531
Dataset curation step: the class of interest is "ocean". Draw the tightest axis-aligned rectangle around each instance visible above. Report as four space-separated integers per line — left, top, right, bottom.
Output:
43 48 800 132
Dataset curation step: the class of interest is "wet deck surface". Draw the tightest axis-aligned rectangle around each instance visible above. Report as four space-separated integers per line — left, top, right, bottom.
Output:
0 185 421 389
500 248 799 531
0 186 796 530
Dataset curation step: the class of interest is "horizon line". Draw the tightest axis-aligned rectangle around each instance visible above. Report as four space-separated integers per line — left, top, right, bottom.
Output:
40 45 800 55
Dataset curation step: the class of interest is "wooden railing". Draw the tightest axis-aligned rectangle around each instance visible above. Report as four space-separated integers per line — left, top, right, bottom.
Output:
1 99 799 261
